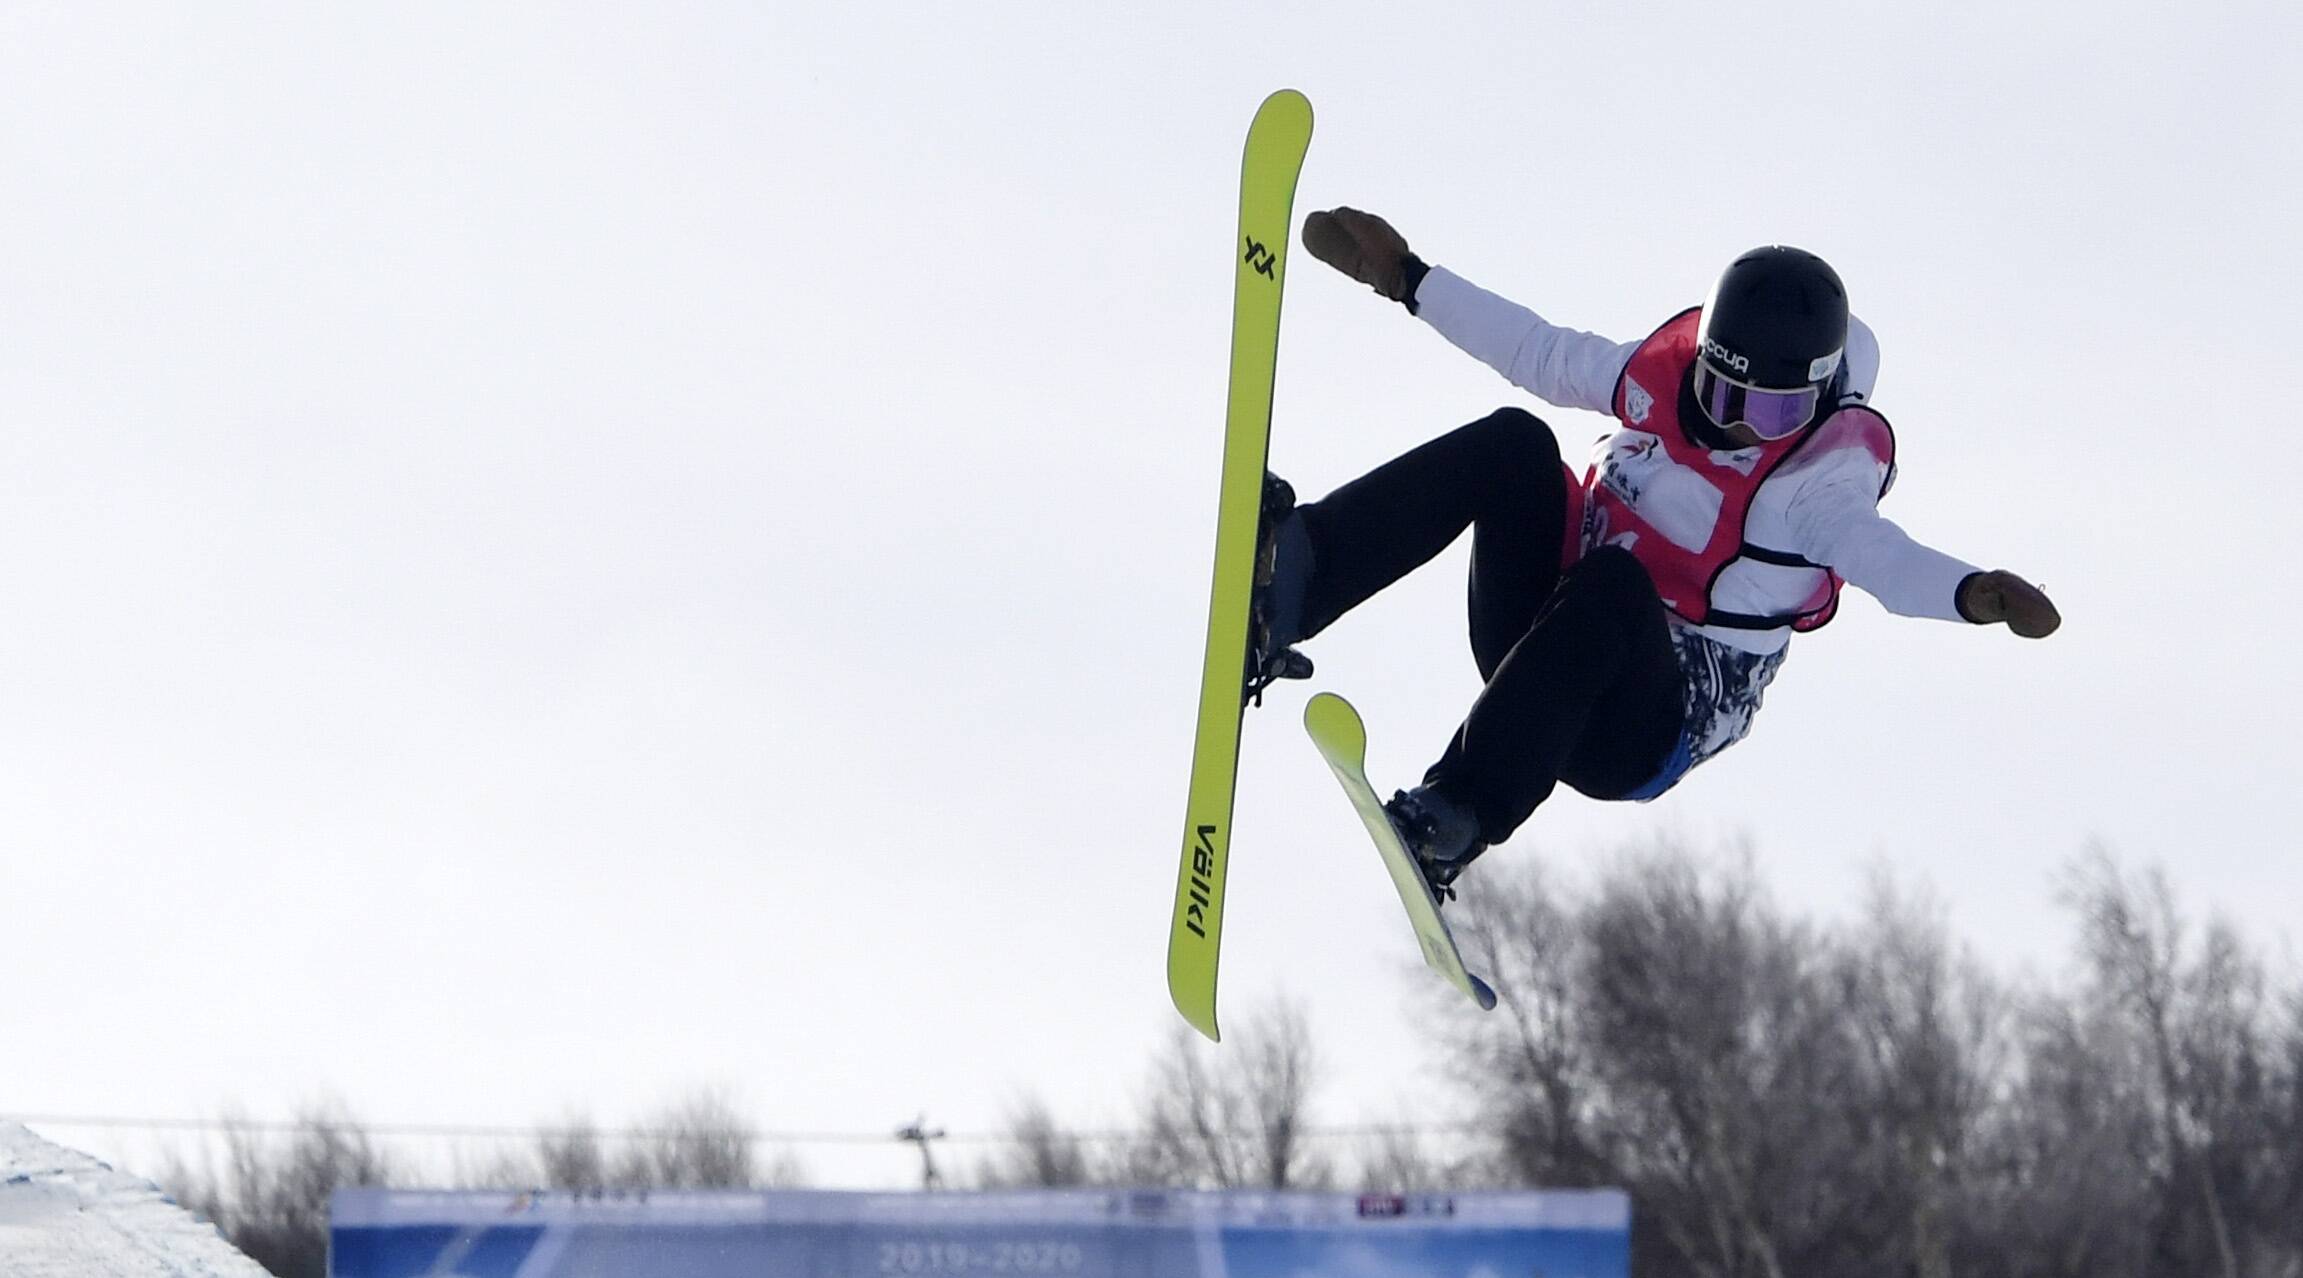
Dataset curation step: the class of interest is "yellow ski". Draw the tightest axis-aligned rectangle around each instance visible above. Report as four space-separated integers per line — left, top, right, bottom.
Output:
1303 692 1498 1011
1167 89 1314 1042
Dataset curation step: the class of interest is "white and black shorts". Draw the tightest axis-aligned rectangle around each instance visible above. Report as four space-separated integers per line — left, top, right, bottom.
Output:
1622 626 1788 801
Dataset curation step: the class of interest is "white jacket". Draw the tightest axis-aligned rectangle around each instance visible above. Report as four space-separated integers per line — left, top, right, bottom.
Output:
1413 266 1980 654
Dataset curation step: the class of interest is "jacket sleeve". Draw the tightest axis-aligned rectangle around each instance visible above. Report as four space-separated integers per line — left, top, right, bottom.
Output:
1782 456 1979 621
1410 266 1639 415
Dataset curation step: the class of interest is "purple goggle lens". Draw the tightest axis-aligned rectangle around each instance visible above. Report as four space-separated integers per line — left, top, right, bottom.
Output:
1693 363 1819 440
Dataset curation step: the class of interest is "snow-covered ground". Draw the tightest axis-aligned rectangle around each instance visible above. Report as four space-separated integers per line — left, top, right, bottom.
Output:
0 1122 269 1277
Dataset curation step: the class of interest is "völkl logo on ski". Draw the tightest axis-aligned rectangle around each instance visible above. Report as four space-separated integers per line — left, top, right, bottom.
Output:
1183 824 1217 938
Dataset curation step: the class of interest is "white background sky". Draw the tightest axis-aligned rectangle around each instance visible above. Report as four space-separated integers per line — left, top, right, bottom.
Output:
3 2 2298 1189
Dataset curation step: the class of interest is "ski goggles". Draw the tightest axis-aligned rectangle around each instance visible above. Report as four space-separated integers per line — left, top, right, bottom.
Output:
1691 362 1821 440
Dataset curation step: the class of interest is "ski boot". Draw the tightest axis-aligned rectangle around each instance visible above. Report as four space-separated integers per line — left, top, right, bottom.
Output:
1245 473 1314 706
1384 783 1489 904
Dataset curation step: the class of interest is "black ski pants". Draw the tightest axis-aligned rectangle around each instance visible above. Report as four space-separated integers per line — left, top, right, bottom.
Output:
1294 407 1685 844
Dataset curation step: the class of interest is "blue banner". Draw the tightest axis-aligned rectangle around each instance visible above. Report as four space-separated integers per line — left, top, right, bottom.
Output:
331 1187 1628 1278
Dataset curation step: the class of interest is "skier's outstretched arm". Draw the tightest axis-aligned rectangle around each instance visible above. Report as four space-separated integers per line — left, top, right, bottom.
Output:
1788 469 2062 638
1301 207 1634 414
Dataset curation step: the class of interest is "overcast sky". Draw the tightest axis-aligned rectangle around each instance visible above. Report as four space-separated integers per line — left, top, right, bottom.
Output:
4 1 2299 1188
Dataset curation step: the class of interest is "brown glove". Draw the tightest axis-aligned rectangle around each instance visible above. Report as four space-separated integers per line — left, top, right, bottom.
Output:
1957 570 2061 638
1301 207 1416 303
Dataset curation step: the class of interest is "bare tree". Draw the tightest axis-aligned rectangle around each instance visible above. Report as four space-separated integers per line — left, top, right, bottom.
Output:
1445 853 1613 1189
2049 847 2288 1278
1127 995 1329 1189
1833 868 2009 1278
2266 992 2303 1274
973 1094 1098 1188
613 1087 778 1190
1351 1119 1473 1193
443 1139 533 1190
158 1099 394 1278
1576 841 1843 1278
1994 988 2158 1278
521 1097 803 1191
533 1111 611 1192
1448 841 2020 1278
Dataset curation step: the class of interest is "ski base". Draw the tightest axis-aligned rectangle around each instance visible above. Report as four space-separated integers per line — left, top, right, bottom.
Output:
1302 692 1498 1011
1167 88 1315 1043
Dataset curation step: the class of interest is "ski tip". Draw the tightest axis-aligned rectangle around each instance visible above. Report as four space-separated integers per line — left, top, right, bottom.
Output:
1470 973 1498 1011
1171 996 1221 1043
1167 964 1223 1042
1302 690 1362 741
1256 88 1313 126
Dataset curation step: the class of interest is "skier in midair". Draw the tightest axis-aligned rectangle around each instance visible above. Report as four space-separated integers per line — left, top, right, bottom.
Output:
1250 207 2061 896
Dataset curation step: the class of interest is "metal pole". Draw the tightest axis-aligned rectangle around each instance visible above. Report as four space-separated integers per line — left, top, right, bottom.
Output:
894 1117 945 1190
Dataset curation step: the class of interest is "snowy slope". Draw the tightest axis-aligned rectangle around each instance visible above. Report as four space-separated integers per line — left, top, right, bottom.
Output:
0 1122 270 1277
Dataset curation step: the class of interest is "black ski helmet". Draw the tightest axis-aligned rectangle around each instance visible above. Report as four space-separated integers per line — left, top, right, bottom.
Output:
1696 246 1848 393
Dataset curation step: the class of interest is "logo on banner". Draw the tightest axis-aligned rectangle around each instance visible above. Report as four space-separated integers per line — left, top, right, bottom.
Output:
1358 1195 1459 1219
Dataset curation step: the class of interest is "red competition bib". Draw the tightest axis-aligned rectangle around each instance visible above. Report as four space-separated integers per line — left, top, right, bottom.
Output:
1584 308 1893 631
